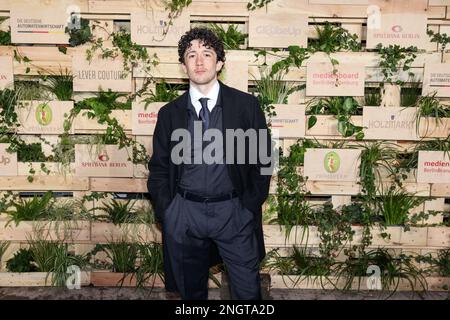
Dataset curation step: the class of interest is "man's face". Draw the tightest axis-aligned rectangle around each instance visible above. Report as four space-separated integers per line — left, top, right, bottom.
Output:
181 39 224 86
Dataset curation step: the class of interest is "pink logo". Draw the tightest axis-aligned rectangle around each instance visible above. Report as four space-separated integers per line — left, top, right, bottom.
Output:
391 25 403 33
98 154 109 162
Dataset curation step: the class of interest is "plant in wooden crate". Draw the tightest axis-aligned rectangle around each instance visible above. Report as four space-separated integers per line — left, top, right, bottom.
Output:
208 23 247 50
364 87 382 107
414 93 450 136
95 199 138 225
255 45 310 77
134 243 164 289
65 17 93 47
400 79 421 107
0 16 11 45
416 249 450 278
377 185 425 227
307 96 364 140
253 68 303 121
400 137 450 173
142 79 181 107
333 248 427 295
265 246 333 288
39 68 74 101
309 22 361 75
6 248 38 272
27 236 90 287
376 44 418 85
5 191 54 227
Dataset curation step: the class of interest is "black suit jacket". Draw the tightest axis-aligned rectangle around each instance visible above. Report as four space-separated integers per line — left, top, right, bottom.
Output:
147 81 273 290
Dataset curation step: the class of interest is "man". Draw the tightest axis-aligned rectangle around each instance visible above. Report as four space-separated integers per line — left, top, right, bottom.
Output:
147 27 272 300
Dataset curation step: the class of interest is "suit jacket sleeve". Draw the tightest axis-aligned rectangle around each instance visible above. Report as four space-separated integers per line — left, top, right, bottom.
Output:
244 97 273 210
147 106 171 222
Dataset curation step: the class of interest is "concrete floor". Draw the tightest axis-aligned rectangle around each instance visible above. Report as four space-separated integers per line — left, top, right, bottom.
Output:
0 287 448 300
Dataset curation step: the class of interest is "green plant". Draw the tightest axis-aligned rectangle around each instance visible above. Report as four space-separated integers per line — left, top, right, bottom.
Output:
414 92 450 136
0 17 11 45
6 248 38 272
209 23 247 50
65 18 93 47
97 199 137 225
401 81 421 107
376 44 418 85
247 0 274 10
93 241 139 274
427 29 450 52
418 249 450 277
0 241 10 267
16 142 47 162
364 87 382 106
5 191 54 226
142 80 181 106
255 46 310 77
134 243 164 289
404 136 450 170
333 248 427 295
39 68 73 101
28 238 89 286
306 97 364 140
309 22 361 74
378 186 425 226
253 68 303 119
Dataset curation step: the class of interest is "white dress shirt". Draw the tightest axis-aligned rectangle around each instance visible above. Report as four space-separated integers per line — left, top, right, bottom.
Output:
188 80 220 117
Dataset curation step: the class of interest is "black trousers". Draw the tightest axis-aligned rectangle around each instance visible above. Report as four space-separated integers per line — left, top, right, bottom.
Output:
163 193 261 300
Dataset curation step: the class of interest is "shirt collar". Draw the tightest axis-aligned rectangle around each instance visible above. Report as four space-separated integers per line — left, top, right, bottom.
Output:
189 80 220 113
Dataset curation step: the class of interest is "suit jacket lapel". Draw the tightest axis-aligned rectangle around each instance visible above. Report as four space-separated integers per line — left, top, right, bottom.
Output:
173 91 188 131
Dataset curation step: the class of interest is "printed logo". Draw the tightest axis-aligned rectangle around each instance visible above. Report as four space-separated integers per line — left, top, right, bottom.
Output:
98 153 110 162
324 151 340 173
35 103 52 126
391 25 403 33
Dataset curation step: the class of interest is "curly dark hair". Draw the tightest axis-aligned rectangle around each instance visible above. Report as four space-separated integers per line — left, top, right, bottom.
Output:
178 27 226 64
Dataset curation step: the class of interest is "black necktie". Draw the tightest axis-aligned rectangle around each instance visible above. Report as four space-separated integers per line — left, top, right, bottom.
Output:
198 97 210 130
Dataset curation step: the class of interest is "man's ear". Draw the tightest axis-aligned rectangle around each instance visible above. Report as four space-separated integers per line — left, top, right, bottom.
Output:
216 60 224 73
181 63 187 74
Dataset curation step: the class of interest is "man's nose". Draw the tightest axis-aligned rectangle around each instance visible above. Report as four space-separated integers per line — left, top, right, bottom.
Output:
195 55 204 65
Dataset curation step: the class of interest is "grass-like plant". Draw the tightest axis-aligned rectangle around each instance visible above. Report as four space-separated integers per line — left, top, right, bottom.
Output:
27 237 89 286
92 241 139 274
0 241 10 270
414 92 450 136
39 68 73 101
134 242 164 289
209 23 247 50
378 186 424 226
5 191 54 226
96 199 137 225
400 81 421 107
364 87 382 106
142 80 181 106
333 248 427 295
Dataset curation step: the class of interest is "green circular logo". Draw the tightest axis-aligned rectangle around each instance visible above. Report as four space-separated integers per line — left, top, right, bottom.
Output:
35 103 52 126
324 151 340 173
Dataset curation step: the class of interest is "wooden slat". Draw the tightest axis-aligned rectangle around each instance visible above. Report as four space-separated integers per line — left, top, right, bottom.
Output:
0 176 89 191
0 271 91 287
90 177 147 192
90 222 161 243
0 221 91 241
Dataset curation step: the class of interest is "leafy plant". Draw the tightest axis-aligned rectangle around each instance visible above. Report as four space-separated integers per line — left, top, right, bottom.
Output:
134 243 164 289
0 17 11 45
247 0 274 10
28 238 89 286
333 248 427 294
364 87 382 106
309 22 361 54
96 199 137 225
376 44 418 85
414 92 450 136
403 136 450 170
427 29 450 52
209 23 247 50
65 17 93 47
253 68 303 119
255 46 310 77
401 81 421 107
39 68 73 101
5 191 54 226
6 248 38 272
92 241 139 274
306 96 364 140
378 186 425 226
16 142 47 162
142 80 181 106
